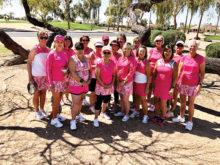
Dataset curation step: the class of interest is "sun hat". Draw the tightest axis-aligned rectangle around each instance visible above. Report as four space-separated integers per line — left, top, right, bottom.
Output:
176 40 184 46
102 46 112 52
94 41 104 47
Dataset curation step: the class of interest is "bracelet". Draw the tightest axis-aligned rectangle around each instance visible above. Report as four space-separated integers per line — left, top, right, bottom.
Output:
80 78 84 83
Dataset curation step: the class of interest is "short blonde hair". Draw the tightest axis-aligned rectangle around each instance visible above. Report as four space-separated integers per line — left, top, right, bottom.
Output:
188 39 200 48
37 30 48 38
133 37 140 42
154 35 164 44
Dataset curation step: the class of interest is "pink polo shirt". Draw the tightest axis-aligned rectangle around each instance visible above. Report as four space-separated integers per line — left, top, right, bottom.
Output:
179 54 205 86
46 50 69 86
149 47 163 71
117 55 137 84
96 59 115 85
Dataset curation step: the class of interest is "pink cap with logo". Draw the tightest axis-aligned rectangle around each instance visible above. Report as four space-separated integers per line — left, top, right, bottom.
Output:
54 35 64 42
102 35 109 41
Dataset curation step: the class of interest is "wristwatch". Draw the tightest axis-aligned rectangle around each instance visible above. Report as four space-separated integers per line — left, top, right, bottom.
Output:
80 78 84 83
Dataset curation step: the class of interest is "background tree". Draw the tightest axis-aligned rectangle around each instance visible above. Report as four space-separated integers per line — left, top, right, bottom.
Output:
215 0 220 35
187 0 199 34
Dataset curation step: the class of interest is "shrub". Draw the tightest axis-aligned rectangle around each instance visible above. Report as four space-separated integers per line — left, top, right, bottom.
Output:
145 30 162 47
206 42 220 58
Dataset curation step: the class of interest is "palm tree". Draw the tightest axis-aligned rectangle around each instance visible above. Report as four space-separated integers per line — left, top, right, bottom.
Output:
215 0 220 35
187 1 199 34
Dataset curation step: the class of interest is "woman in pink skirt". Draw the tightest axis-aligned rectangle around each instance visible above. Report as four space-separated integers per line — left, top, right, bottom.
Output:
172 40 205 131
93 46 116 127
152 45 178 126
131 45 151 124
114 43 137 122
27 30 50 119
46 35 68 128
147 35 164 111
68 42 91 130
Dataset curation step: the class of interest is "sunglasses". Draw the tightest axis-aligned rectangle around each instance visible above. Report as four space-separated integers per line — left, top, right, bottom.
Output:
103 52 111 55
155 40 162 43
177 44 184 47
76 47 84 50
103 39 109 41
82 39 89 42
96 46 103 48
40 36 48 40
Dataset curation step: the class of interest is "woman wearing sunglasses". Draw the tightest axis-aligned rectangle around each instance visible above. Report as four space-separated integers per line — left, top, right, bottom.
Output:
114 42 137 122
93 46 116 127
27 30 50 119
147 35 164 112
68 42 91 130
46 35 68 128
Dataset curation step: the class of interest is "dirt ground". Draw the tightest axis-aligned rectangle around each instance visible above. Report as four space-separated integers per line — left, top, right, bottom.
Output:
0 24 220 164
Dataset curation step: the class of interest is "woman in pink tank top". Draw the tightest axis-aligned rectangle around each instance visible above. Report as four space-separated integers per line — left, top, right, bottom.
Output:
147 35 164 112
93 46 116 127
27 30 50 120
68 42 91 130
46 35 69 128
131 45 151 124
172 40 205 131
152 45 178 126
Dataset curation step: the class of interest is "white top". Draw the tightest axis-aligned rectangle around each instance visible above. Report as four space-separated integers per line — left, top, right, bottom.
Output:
32 52 48 76
134 71 147 83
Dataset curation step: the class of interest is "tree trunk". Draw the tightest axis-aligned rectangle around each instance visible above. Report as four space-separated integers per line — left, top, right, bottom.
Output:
187 10 193 34
117 17 120 31
205 57 220 75
2 55 26 66
98 7 100 25
215 13 220 36
173 0 178 30
196 12 203 39
184 7 189 33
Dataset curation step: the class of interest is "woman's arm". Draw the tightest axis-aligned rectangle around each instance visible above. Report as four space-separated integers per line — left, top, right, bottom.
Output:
152 61 158 91
196 62 205 94
95 67 106 87
169 62 178 95
145 61 151 94
27 48 36 84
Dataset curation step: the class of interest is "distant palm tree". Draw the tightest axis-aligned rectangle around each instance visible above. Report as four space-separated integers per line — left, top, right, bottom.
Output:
187 1 199 34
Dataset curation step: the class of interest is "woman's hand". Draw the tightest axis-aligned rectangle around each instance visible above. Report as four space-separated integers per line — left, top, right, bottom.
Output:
145 86 149 94
82 81 87 87
29 77 34 84
50 86 55 93
119 81 125 87
195 84 201 95
169 88 174 96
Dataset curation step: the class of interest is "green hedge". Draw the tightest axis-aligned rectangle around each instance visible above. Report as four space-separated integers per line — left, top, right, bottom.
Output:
206 42 220 58
146 30 186 48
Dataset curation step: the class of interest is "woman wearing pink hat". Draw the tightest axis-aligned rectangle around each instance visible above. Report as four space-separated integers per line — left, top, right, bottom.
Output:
93 46 116 127
68 42 91 130
27 30 50 119
46 35 68 128
102 35 109 46
88 41 104 113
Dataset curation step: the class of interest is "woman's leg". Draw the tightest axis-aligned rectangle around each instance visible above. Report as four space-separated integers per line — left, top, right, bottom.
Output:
160 99 168 119
90 92 96 107
39 89 47 110
170 86 179 112
147 83 152 104
180 94 187 118
52 91 62 119
154 97 161 116
95 95 102 119
65 82 69 100
188 96 196 122
140 96 148 116
120 94 125 113
134 94 141 113
33 90 40 111
123 95 130 116
71 94 82 120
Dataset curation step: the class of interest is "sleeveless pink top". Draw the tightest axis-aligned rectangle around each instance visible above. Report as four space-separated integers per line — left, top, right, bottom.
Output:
149 47 163 71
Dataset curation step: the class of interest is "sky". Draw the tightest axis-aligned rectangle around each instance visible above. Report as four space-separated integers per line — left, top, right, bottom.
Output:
0 0 218 28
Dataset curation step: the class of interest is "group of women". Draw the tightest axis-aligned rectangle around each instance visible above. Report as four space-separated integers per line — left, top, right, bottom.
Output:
27 30 205 131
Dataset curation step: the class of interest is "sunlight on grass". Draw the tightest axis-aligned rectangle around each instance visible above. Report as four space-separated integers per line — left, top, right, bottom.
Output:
0 45 11 54
205 35 220 40
49 22 104 30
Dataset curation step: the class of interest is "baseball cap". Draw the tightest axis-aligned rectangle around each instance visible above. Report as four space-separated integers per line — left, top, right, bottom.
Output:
54 35 64 42
176 40 184 46
102 46 112 52
110 40 120 47
75 42 84 50
94 41 104 47
102 35 109 41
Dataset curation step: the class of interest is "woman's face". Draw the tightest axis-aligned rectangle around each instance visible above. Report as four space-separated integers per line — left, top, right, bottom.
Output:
111 44 119 52
164 48 172 60
81 37 89 48
102 50 111 60
64 39 71 49
95 46 103 53
75 48 84 56
175 44 184 54
134 41 141 49
54 39 64 51
117 36 125 48
189 42 198 54
154 37 163 48
38 34 48 46
122 45 131 57
138 48 147 60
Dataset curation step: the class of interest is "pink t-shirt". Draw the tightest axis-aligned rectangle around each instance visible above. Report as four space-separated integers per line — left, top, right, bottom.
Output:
46 50 69 86
64 48 75 61
149 48 163 71
179 54 205 86
117 55 137 84
110 52 121 66
84 47 93 55
90 51 102 79
96 59 115 85
173 54 184 67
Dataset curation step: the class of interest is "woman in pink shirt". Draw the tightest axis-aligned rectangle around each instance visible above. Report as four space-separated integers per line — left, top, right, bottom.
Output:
166 40 185 118
117 33 126 54
68 42 91 130
152 45 178 126
131 45 151 124
114 43 137 122
132 37 141 57
88 41 104 113
172 40 205 131
147 35 164 111
46 35 68 128
27 30 50 119
93 46 116 127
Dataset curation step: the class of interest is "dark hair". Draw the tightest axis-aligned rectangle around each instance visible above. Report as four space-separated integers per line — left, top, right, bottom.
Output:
136 45 147 59
80 35 90 42
162 45 174 60
117 33 127 42
110 40 120 48
64 36 73 48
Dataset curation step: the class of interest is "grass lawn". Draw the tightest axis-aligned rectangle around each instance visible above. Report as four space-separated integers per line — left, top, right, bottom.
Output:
0 45 11 54
205 35 220 40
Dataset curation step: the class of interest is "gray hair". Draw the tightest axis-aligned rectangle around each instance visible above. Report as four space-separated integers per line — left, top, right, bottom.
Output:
154 35 164 44
122 42 132 50
188 39 200 48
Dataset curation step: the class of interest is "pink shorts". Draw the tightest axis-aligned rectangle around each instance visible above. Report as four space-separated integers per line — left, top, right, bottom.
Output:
178 83 198 96
69 85 89 95
53 81 66 93
134 83 147 96
33 76 47 90
116 81 133 95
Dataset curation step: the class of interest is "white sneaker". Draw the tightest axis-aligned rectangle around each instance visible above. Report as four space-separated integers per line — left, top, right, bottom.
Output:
172 115 185 123
60 100 64 106
149 104 155 112
130 111 139 118
185 121 193 131
65 99 72 105
57 113 66 121
77 113 86 122
93 118 99 127
122 115 129 122
83 99 90 106
142 115 149 124
35 111 44 119
89 106 95 113
39 109 48 118
100 113 110 120
70 120 77 130
51 118 63 127
114 112 125 117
